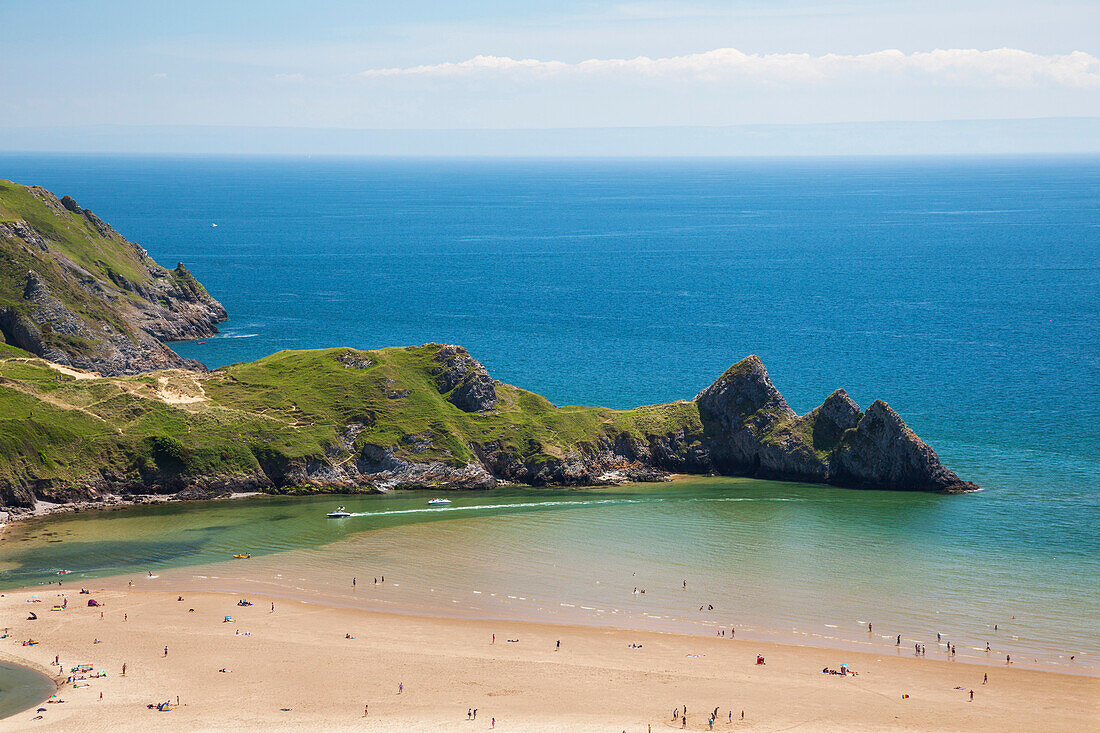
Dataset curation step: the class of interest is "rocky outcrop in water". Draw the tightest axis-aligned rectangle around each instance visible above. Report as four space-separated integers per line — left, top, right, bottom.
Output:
695 356 977 493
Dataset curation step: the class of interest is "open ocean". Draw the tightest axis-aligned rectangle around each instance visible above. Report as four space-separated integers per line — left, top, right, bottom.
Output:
0 154 1096 672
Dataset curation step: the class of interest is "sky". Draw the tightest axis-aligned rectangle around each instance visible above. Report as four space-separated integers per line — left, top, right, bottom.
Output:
1 1 1098 152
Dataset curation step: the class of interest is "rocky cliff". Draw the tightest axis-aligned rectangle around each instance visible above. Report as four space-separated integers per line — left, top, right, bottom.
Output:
0 180 226 375
0 343 976 512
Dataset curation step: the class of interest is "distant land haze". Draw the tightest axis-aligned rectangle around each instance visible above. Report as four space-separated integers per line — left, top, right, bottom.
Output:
1 117 1098 156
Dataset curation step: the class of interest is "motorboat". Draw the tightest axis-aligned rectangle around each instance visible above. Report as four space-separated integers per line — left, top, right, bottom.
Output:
327 506 353 518
427 498 452 506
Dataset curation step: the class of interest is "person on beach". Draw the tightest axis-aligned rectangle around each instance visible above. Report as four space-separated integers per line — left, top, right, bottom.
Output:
896 634 901 646
672 708 678 720
970 689 974 701
468 709 472 719
398 682 403 693
983 673 988 684
473 709 477 719
681 714 686 728
364 704 369 716
1006 654 1011 664
163 646 168 657
556 640 560 651
492 634 495 644
353 577 356 587
868 623 872 633
122 663 126 675
491 717 495 728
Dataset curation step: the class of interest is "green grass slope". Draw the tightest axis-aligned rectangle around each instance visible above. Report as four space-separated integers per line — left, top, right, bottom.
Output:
0 345 706 506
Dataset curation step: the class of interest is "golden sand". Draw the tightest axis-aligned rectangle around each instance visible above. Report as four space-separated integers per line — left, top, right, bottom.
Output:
0 586 1095 731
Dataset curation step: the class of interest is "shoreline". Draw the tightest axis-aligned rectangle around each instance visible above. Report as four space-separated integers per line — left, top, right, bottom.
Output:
117 567 1095 679
2 486 1093 681
0 466 973 529
0 491 267 529
1 584 1096 731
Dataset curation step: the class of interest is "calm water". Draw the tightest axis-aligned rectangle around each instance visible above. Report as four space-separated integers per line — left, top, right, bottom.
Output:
0 155 1096 672
1 481 1097 673
0 662 55 721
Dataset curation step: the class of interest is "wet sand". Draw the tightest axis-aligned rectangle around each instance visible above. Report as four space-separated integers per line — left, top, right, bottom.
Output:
0 585 1096 732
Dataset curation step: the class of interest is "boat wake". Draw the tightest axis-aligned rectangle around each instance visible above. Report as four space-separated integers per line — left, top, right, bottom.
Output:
341 498 644 519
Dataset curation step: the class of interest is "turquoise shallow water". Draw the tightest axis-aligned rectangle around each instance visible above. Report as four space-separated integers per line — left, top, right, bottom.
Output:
2 479 1097 673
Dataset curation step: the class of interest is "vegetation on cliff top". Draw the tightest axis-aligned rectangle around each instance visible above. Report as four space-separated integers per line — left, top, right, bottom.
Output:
0 345 704 501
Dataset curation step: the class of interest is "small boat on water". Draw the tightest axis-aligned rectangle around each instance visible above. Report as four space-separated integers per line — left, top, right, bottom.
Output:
327 506 353 518
427 498 452 506
232 554 251 559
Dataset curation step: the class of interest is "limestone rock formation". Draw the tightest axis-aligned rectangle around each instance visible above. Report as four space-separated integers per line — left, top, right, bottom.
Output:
694 357 975 492
431 344 498 412
831 400 978 492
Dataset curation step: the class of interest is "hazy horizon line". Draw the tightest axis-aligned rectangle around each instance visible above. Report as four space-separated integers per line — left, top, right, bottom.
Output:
2 117 1097 157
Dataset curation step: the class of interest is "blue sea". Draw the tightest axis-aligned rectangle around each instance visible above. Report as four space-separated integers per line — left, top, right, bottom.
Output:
0 154 1096 670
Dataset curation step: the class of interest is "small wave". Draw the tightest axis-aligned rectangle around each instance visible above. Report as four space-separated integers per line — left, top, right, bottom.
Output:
219 333 259 339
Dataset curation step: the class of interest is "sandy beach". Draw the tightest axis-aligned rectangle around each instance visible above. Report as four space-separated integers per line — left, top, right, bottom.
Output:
0 583 1095 732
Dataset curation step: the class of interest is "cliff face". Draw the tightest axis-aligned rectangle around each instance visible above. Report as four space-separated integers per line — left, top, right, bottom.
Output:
0 181 226 375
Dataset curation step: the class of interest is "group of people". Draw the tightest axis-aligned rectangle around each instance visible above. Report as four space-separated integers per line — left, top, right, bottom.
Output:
672 705 745 729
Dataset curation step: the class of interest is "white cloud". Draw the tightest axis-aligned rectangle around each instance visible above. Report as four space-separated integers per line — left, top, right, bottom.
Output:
358 47 1100 87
